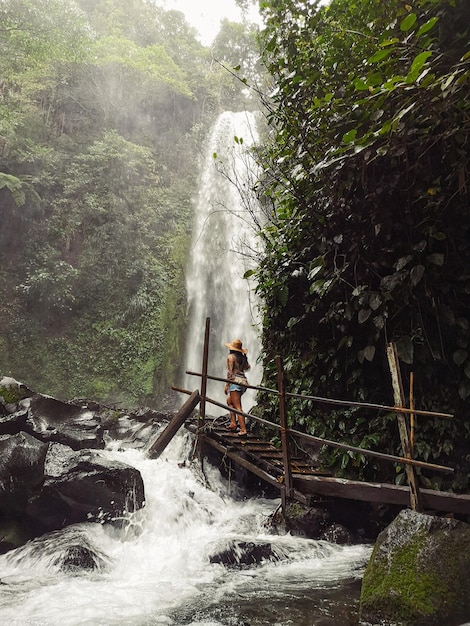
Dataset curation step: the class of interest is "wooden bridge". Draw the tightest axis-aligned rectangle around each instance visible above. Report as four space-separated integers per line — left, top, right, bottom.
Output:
148 319 470 519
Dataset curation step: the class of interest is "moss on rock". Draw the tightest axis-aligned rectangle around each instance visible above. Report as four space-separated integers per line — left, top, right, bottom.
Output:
359 509 470 626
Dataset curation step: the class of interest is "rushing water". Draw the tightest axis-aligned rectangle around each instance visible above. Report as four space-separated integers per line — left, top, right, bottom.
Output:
184 111 263 410
0 112 371 624
0 431 371 625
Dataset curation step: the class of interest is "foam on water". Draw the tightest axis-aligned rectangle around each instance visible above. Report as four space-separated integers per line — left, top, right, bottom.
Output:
0 431 371 625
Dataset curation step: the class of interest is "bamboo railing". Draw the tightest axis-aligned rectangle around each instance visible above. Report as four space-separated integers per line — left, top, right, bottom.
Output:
179 317 454 512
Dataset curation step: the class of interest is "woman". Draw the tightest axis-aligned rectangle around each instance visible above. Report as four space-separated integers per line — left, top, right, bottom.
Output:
224 338 251 437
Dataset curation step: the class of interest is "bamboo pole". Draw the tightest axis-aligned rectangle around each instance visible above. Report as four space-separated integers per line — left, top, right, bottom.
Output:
410 371 415 455
185 371 453 419
199 318 210 427
172 387 454 474
387 342 422 512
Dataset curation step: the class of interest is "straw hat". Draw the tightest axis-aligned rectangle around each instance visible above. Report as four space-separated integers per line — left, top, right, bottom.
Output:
224 339 247 354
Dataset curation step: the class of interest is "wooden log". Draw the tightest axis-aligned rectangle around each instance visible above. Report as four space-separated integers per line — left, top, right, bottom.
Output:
147 390 200 459
387 342 423 512
293 475 470 516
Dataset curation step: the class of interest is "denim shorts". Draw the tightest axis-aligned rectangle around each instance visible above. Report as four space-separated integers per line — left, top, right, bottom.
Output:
229 383 246 394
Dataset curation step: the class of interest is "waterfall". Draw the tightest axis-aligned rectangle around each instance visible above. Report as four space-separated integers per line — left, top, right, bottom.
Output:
184 111 263 411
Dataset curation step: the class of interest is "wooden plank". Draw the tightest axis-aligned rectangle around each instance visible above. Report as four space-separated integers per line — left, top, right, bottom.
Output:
200 434 282 490
147 390 200 459
201 432 470 515
201 436 312 507
293 475 470 515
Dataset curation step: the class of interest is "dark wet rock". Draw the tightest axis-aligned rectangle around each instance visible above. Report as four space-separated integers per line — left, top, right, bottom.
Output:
0 406 29 435
8 524 110 573
209 540 281 568
0 378 148 554
0 376 169 452
359 509 470 626
0 432 49 508
267 497 401 544
0 435 145 539
26 394 105 450
319 522 354 545
27 442 145 532
283 501 330 537
59 544 100 571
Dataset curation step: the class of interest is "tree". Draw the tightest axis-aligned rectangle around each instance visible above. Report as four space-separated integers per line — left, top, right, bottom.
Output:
255 0 470 489
0 0 222 404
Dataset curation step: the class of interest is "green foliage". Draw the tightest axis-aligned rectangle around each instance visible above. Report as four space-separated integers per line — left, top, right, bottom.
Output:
91 35 193 97
212 19 264 109
0 173 25 206
0 0 256 406
255 0 470 488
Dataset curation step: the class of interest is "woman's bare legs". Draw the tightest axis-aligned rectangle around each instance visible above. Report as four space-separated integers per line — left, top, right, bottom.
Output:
226 394 237 429
229 390 246 435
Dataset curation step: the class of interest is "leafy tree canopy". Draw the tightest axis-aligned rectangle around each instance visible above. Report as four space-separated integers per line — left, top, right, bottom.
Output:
255 0 470 490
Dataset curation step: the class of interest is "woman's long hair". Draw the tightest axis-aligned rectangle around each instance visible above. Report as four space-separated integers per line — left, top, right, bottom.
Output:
231 350 250 372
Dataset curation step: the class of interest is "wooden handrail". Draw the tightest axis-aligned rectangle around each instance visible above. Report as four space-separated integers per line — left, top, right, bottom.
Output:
184 321 454 514
172 386 454 474
185 370 453 420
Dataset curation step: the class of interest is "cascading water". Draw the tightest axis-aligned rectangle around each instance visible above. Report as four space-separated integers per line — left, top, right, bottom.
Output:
0 430 372 625
0 112 374 626
183 111 263 410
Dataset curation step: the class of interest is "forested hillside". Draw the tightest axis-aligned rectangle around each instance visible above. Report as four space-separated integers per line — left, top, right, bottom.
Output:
255 0 470 490
0 0 258 404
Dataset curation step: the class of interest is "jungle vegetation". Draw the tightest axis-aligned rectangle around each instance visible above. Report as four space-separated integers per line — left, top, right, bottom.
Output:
0 0 258 404
254 0 470 491
1 0 469 492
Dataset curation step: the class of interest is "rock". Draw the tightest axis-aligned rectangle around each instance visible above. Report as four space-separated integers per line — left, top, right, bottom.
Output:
27 442 145 532
0 432 49 508
319 522 354 545
209 540 281 567
0 376 33 406
0 377 180 554
26 394 105 450
0 377 168 452
0 406 29 435
7 524 110 573
270 500 329 537
359 508 470 626
0 432 145 551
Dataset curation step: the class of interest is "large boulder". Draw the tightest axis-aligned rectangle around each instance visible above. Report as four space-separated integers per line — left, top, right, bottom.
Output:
359 508 470 626
28 442 145 532
25 394 105 449
0 376 155 553
0 431 49 508
0 434 145 545
0 375 168 451
4 524 111 574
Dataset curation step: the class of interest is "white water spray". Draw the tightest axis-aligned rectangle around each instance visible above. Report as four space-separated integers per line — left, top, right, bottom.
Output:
0 432 371 625
183 111 263 410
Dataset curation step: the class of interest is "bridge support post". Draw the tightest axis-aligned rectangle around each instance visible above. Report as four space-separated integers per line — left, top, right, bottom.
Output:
196 317 211 459
387 342 422 512
276 355 293 509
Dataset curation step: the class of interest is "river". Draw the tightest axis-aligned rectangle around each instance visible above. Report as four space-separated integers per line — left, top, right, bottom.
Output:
0 430 371 625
